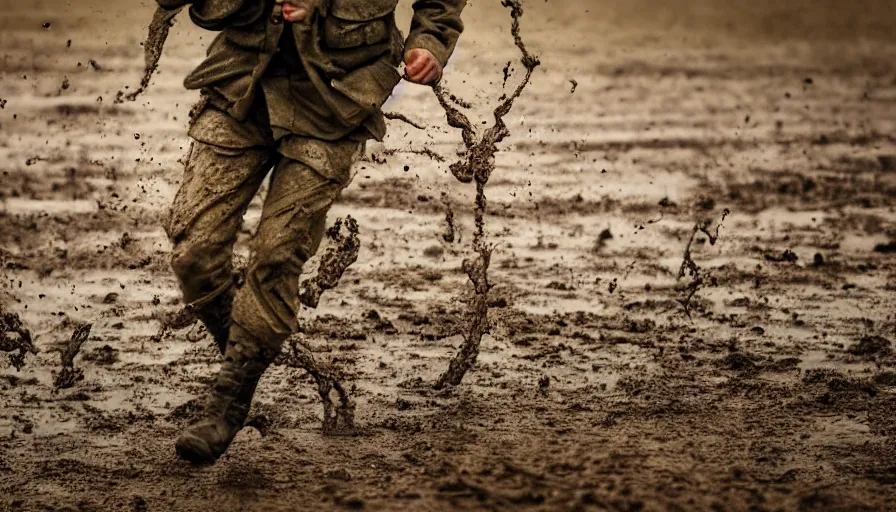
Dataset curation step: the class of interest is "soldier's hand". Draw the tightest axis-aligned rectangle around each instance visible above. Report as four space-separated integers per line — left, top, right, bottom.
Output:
404 48 442 85
282 0 311 23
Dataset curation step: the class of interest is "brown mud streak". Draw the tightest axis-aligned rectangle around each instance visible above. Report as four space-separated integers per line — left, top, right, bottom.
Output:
53 323 92 391
432 0 540 390
677 209 730 317
0 308 38 371
441 192 457 243
115 7 183 104
383 111 427 130
277 216 362 433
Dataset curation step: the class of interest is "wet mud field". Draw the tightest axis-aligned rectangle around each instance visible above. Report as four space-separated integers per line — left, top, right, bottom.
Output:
2 1 896 510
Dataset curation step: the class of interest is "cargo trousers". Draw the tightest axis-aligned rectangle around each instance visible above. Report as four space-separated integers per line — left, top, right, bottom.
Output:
165 97 364 353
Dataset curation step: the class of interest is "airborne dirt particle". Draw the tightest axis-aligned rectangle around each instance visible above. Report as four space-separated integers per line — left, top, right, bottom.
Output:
441 198 457 244
593 228 613 252
383 111 426 130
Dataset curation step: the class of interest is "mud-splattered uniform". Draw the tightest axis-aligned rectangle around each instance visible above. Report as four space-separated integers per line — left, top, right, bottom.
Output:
158 0 465 463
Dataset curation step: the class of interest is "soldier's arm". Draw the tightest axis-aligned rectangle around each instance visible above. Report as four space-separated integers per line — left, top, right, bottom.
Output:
404 0 466 83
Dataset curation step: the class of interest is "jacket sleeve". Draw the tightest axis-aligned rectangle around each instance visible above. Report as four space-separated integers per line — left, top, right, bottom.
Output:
405 0 467 66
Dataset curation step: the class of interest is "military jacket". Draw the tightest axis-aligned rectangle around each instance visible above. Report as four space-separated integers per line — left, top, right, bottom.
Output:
158 0 465 141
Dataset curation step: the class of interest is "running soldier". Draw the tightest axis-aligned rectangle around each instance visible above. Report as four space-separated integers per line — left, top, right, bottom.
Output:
157 0 465 464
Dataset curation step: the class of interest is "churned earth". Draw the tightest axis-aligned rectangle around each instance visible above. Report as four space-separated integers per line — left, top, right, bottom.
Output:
1 0 896 510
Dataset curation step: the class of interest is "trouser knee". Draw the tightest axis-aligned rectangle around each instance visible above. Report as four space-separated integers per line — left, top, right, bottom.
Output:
170 242 234 304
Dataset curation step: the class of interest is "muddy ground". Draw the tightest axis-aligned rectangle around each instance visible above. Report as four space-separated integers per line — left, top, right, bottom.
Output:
2 1 896 510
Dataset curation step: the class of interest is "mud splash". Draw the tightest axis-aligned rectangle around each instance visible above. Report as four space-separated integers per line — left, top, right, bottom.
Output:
441 193 457 244
383 111 426 131
0 308 37 371
53 323 92 391
298 216 361 310
280 216 361 433
115 7 183 104
677 209 730 316
432 0 540 389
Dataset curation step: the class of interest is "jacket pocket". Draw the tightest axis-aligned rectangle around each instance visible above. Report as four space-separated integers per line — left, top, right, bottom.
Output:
328 55 401 123
324 0 399 49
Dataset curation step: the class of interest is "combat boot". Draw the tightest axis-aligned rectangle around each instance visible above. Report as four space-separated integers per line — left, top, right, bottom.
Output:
175 331 271 464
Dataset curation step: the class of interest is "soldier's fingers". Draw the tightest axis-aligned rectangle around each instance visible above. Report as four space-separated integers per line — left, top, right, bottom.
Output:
420 60 439 81
405 52 426 75
406 60 430 82
424 66 441 84
409 61 435 83
407 70 425 83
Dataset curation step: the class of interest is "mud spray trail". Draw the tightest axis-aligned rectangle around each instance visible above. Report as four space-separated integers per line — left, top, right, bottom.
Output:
114 6 183 104
432 0 540 389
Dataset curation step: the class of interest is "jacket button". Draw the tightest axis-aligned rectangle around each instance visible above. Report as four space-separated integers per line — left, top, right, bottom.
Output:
271 15 282 24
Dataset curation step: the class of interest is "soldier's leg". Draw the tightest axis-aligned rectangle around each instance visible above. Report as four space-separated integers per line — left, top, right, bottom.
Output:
176 137 364 464
166 105 273 354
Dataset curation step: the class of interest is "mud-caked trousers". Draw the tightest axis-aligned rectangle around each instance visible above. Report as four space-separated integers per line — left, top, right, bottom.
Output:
165 102 364 359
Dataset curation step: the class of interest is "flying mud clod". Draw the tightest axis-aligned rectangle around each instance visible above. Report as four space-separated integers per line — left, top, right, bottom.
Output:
433 0 540 390
0 308 38 371
298 216 361 310
384 111 427 130
441 193 458 244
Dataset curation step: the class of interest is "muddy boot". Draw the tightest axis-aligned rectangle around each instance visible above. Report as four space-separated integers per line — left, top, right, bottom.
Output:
190 291 234 355
175 329 271 464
